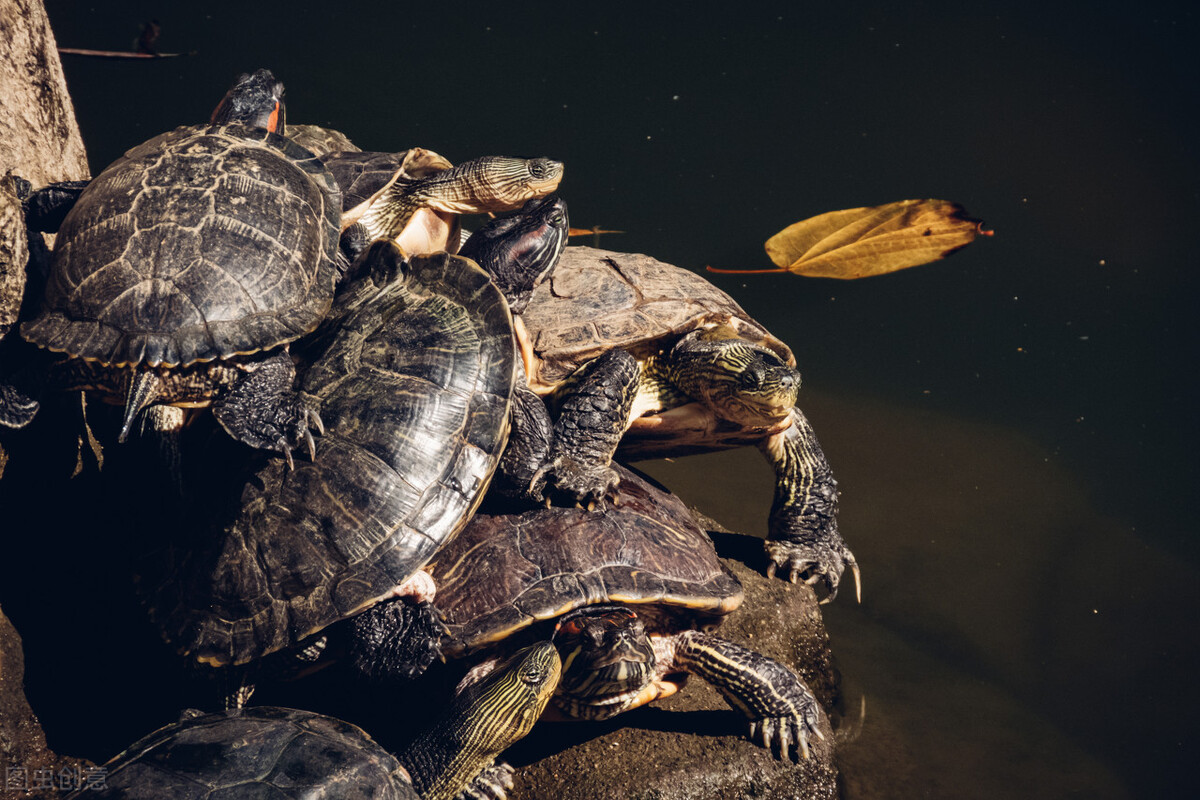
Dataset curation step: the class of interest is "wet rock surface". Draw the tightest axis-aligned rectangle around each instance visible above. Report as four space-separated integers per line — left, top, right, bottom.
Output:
508 531 841 800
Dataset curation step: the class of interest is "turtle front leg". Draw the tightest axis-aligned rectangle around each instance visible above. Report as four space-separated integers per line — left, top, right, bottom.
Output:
670 630 824 762
0 380 39 429
759 407 859 602
347 596 446 682
0 346 46 429
531 348 639 508
211 349 324 469
492 364 553 503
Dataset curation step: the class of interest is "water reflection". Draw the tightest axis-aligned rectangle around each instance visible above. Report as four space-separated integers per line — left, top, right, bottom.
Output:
641 388 1195 799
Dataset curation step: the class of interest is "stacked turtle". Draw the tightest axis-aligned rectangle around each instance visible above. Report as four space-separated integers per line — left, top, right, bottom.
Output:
430 464 825 761
0 68 564 467
5 67 850 797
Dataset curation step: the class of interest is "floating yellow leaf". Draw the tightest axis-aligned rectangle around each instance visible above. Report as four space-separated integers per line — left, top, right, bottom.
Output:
708 199 990 279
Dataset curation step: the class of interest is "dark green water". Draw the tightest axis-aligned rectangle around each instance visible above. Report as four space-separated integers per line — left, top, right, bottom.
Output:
10 1 1197 797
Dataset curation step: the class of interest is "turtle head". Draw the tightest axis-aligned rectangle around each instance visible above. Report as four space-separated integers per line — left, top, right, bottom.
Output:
669 326 800 428
467 156 565 211
459 194 569 314
211 68 286 134
449 644 560 754
553 606 656 709
403 642 560 800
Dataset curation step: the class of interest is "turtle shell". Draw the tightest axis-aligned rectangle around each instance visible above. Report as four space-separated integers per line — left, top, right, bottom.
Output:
520 246 795 391
22 123 341 369
90 706 415 800
432 465 743 658
142 251 516 667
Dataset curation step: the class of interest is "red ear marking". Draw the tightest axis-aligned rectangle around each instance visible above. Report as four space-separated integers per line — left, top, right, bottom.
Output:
266 103 281 133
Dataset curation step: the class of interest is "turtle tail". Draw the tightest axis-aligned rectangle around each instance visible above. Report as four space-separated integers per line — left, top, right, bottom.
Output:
119 370 163 443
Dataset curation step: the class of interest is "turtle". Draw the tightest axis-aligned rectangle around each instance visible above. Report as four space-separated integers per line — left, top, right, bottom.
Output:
430 465 825 762
70 642 561 800
2 69 336 465
452 192 570 502
326 147 564 260
137 241 521 700
515 245 859 600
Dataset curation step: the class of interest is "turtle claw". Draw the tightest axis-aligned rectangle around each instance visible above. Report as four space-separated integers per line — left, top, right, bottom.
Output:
764 535 860 604
750 717 809 762
307 405 326 436
530 455 620 511
214 353 324 467
459 761 516 800
750 696 823 763
280 399 324 469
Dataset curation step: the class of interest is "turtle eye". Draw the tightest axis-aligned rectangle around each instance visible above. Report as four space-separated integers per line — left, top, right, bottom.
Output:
520 664 545 685
738 368 764 391
529 161 547 179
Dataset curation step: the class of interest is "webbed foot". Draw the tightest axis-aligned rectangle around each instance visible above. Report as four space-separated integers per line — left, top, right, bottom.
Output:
212 351 324 468
765 536 860 604
456 761 516 800
534 348 638 509
748 701 825 762
530 453 620 510
348 598 445 682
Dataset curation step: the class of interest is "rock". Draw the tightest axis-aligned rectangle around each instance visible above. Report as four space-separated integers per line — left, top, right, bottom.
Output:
0 0 89 189
0 176 27 343
0 607 94 799
508 530 840 800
